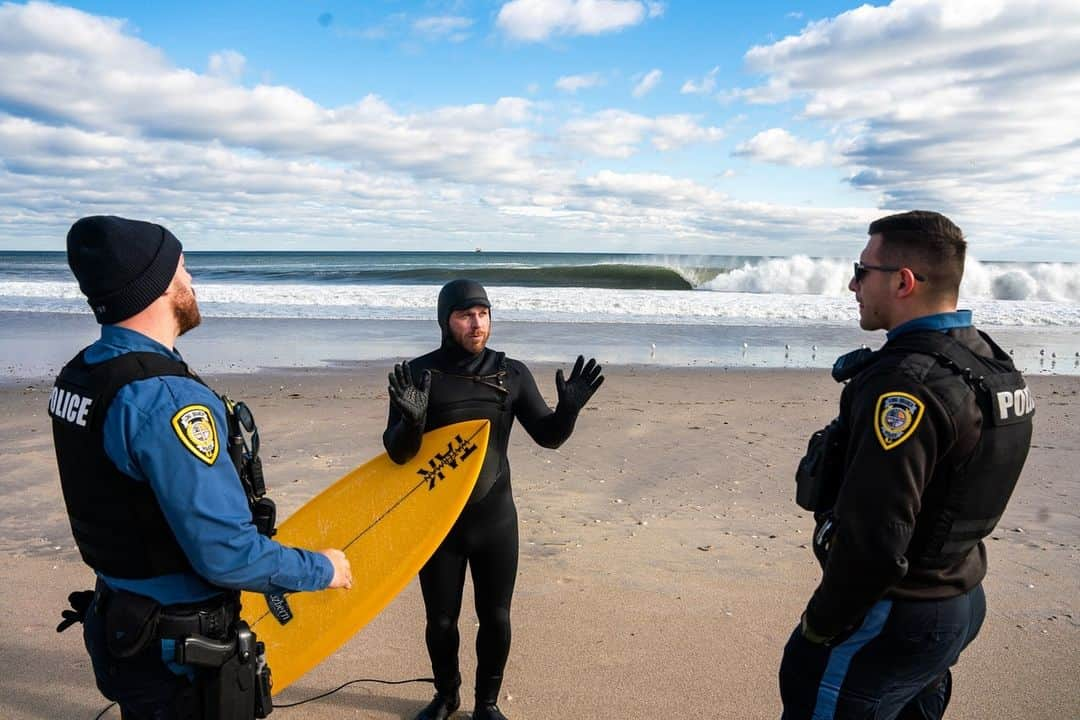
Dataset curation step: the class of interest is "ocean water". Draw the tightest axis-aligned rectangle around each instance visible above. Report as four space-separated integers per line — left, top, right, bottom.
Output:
2 251 1079 378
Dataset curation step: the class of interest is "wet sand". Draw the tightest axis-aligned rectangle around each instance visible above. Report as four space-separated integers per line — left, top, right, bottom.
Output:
0 365 1076 719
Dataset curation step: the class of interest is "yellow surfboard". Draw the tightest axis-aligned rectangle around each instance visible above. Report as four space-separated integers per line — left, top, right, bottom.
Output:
241 419 490 694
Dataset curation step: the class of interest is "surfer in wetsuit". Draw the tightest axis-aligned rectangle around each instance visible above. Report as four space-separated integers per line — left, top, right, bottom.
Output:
384 279 604 720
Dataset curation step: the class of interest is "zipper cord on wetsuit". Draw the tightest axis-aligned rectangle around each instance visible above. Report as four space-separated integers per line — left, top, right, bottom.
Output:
430 368 509 395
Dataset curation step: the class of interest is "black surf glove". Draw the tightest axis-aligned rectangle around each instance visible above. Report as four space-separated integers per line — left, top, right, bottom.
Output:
388 361 431 428
556 355 604 416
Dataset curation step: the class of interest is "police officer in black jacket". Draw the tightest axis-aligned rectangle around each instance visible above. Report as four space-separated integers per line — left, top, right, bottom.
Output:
781 211 1034 719
383 279 603 720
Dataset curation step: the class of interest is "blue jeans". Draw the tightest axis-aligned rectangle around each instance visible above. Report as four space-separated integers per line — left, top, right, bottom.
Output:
779 584 986 720
83 583 202 720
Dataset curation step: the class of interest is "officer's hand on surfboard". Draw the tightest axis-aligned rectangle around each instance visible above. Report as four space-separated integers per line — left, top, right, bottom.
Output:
556 355 604 414
321 548 353 590
388 361 431 427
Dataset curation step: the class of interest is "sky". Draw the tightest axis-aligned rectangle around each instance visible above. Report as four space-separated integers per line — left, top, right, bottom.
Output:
0 0 1078 260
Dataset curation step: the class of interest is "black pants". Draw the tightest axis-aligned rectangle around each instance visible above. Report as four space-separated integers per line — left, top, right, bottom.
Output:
419 480 519 704
84 581 203 720
779 584 986 719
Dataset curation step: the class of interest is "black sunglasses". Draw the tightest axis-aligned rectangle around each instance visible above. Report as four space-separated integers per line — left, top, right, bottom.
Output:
233 401 259 457
853 262 927 283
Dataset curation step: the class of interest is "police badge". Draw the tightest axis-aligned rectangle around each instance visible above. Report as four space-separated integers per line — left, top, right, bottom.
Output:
874 392 924 450
171 404 220 465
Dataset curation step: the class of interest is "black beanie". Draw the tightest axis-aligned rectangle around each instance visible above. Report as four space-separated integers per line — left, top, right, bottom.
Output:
66 216 183 324
437 279 490 336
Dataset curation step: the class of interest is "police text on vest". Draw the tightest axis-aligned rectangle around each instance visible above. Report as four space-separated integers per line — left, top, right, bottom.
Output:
50 387 93 427
996 386 1034 421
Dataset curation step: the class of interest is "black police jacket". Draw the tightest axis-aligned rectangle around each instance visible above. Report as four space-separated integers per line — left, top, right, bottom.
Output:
50 350 196 578
383 345 577 504
805 326 1034 637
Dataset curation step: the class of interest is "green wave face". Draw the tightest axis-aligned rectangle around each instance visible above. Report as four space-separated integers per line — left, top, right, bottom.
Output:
191 262 722 289
0 251 731 290
415 264 705 290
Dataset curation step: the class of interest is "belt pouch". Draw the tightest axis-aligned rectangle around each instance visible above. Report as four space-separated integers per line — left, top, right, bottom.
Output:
795 419 845 511
105 588 161 658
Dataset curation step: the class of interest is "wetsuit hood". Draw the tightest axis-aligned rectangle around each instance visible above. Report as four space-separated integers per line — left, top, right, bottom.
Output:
438 278 491 355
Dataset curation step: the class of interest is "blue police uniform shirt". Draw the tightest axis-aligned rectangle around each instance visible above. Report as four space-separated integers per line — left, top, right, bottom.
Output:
87 325 333 606
887 309 973 340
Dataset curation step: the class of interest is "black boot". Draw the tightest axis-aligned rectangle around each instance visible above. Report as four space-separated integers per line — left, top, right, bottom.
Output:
473 671 507 720
471 703 508 720
414 690 460 720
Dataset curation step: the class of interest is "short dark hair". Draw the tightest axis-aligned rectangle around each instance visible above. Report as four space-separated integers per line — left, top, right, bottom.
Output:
868 210 965 298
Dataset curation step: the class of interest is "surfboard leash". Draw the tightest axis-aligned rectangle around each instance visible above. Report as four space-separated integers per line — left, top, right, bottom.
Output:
271 675 435 709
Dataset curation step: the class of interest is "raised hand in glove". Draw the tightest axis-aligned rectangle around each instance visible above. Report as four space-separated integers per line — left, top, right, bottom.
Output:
388 361 431 428
556 355 604 415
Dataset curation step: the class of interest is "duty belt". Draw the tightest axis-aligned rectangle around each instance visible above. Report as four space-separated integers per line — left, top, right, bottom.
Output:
157 603 235 640
96 581 236 640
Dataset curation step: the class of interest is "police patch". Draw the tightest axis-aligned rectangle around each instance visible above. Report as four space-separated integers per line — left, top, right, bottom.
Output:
874 392 924 450
171 405 219 465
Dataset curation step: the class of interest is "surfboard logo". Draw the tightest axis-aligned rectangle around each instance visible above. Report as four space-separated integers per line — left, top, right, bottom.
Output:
171 404 219 465
417 434 479 490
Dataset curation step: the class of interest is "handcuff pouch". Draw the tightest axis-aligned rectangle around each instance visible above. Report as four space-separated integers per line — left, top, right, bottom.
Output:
795 418 846 511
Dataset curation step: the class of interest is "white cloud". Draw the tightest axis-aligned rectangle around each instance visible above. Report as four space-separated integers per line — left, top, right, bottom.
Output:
0 4 550 187
0 3 849 254
567 169 873 251
0 106 874 253
632 69 662 98
208 50 246 81
740 0 1080 216
413 15 473 42
497 0 652 42
733 128 828 168
555 73 603 93
0 1 1075 258
581 170 720 205
562 110 723 158
681 66 719 95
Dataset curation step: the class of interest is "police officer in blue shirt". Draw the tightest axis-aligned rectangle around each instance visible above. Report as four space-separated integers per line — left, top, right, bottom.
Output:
51 216 352 719
782 211 1034 719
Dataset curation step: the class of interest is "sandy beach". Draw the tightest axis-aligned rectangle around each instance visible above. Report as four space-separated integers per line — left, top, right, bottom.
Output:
0 364 1076 719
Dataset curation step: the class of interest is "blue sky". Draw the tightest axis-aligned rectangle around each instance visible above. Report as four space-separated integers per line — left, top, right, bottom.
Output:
0 0 1077 259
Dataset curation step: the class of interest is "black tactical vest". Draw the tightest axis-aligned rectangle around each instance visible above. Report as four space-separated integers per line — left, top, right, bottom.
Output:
50 350 200 578
880 330 1034 567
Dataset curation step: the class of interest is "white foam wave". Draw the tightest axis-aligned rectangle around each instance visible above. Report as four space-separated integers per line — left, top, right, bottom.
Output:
698 255 1080 302
703 256 851 295
960 259 1080 302
2 280 1078 327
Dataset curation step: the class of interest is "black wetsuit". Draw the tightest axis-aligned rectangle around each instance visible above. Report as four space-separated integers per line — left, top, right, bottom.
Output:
383 343 577 703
